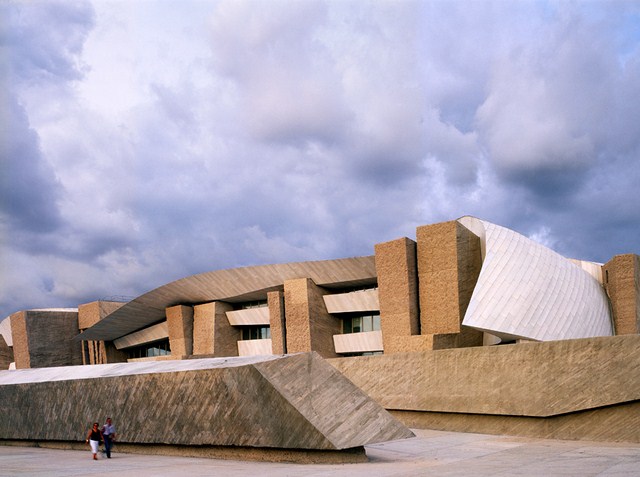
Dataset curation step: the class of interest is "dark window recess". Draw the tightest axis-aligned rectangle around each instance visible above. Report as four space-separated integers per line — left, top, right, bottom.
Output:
340 351 383 357
241 326 271 340
126 338 171 359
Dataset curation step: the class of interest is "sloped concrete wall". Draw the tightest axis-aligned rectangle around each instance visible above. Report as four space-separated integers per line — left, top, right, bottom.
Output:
0 353 412 452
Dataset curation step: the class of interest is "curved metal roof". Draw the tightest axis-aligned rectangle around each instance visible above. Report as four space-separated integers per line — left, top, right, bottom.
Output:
459 217 612 341
79 256 377 341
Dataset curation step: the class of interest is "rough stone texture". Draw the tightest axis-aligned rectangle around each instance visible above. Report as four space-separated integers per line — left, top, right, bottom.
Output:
166 305 194 356
384 332 483 353
284 279 340 358
268 291 286 354
0 335 13 370
193 302 238 357
0 353 413 452
391 401 640 444
603 254 640 335
375 238 419 354
416 221 483 347
9 312 28 369
10 310 82 369
77 301 125 330
330 335 640 418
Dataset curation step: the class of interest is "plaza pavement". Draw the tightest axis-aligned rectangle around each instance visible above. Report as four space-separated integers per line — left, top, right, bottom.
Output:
1 429 639 477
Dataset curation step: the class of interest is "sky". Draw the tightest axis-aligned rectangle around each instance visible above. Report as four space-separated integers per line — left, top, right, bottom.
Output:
1 0 640 320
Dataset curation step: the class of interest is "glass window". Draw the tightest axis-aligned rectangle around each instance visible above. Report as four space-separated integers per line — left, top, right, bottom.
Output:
126 338 171 360
342 313 380 334
241 326 271 340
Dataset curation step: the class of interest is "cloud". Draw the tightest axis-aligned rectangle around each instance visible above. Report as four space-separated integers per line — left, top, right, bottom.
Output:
1 0 639 322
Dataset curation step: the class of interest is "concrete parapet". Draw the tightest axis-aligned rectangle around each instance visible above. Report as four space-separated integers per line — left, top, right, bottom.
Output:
0 353 413 458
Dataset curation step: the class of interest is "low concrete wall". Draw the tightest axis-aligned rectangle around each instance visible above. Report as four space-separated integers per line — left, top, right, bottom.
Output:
330 335 640 443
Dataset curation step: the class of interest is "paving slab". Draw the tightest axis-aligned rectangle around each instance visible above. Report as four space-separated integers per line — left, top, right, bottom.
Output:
1 429 640 477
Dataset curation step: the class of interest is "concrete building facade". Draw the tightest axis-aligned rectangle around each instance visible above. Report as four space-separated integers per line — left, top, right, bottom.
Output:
1 216 640 446
0 216 638 368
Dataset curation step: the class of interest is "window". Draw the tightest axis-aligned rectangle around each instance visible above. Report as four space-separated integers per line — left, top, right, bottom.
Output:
239 300 268 309
126 339 171 359
340 351 383 357
241 326 271 340
342 313 380 334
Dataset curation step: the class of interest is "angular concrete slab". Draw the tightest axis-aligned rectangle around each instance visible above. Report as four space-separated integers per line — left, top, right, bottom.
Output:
0 352 413 455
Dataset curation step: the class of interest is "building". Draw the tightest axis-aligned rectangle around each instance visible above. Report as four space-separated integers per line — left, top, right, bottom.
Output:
1 216 637 369
1 216 639 445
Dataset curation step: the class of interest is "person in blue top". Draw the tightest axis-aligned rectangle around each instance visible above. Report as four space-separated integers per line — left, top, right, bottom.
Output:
101 417 116 458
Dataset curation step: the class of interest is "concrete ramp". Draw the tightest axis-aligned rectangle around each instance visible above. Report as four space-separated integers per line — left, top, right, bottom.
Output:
0 352 413 458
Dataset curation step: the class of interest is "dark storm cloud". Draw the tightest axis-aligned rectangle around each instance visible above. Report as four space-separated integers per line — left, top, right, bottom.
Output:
2 0 640 325
0 93 62 233
0 0 95 241
1 0 95 83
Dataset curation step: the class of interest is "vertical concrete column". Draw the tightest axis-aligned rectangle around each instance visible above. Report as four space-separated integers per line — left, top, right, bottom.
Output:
193 301 239 357
284 278 340 358
603 254 640 334
374 237 420 353
268 291 287 354
417 220 483 347
9 311 29 369
166 305 194 357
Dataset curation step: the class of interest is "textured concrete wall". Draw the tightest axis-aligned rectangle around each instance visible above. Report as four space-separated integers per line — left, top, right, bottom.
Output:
417 221 479 333
0 335 13 370
604 254 640 335
0 353 413 452
193 302 238 357
416 221 483 347
166 305 194 356
78 301 125 330
375 238 419 354
330 335 640 442
391 401 640 444
268 291 286 354
330 335 640 417
284 278 340 358
10 311 82 369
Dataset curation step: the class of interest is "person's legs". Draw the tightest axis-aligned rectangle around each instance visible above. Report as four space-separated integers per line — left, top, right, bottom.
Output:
104 435 112 458
90 439 99 460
